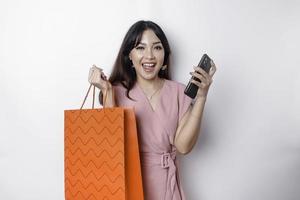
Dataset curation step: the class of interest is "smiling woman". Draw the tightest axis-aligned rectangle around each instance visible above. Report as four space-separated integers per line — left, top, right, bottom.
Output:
88 20 216 200
129 29 165 85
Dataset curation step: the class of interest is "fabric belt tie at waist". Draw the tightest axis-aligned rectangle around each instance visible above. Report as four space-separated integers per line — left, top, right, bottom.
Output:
141 151 179 200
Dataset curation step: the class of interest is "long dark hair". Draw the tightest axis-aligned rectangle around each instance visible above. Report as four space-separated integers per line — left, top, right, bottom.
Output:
99 20 172 104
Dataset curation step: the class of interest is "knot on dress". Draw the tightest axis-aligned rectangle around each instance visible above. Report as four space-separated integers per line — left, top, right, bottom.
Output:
141 150 181 200
161 151 177 199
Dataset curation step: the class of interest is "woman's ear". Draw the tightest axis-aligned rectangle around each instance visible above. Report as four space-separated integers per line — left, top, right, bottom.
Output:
129 52 132 61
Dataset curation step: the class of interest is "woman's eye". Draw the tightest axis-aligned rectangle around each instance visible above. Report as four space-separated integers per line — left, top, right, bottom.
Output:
155 46 163 50
135 46 162 50
136 46 144 50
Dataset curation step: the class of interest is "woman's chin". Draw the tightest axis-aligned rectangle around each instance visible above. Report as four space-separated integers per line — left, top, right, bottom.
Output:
139 72 159 80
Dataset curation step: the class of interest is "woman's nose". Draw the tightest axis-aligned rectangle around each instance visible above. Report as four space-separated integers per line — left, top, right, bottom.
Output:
144 48 154 58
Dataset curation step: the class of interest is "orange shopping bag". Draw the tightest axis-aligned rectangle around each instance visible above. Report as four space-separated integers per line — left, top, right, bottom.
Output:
64 84 144 200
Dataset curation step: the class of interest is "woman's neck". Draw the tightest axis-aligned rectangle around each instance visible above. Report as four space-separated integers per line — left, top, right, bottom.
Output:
136 76 164 92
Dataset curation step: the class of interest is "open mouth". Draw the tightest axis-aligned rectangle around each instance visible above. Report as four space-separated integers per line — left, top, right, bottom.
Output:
142 63 156 72
142 63 156 67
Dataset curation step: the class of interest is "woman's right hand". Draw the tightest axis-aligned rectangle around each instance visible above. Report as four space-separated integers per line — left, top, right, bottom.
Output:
88 64 112 92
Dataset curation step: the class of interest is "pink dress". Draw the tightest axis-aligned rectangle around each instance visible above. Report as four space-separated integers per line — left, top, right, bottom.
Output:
113 79 192 200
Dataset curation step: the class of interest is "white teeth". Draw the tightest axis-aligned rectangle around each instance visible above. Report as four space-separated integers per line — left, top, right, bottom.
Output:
143 63 155 67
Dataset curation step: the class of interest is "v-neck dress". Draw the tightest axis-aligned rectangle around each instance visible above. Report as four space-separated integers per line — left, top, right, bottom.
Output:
113 79 193 200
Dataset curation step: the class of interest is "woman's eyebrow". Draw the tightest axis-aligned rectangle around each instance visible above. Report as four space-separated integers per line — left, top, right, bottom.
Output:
139 41 162 45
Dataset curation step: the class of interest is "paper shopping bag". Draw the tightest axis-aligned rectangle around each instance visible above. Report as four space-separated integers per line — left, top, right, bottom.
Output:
64 84 144 200
123 108 144 200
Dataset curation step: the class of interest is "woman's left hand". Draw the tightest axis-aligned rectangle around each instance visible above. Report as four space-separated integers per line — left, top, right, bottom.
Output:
189 60 217 99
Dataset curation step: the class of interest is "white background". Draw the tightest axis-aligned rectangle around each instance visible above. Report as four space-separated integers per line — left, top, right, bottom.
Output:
1 0 299 199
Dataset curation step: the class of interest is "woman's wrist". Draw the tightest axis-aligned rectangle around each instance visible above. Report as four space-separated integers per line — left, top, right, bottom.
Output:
102 87 112 95
190 96 206 117
193 96 207 104
102 87 115 107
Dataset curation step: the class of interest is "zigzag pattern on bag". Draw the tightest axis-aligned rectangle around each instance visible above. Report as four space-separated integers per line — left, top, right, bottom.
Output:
64 108 125 200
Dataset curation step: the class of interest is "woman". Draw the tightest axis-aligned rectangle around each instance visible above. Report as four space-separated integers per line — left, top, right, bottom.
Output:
88 20 216 200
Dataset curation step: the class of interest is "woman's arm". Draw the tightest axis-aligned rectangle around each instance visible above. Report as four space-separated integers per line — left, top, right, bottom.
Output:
174 97 206 154
102 88 116 108
88 65 116 107
174 60 216 154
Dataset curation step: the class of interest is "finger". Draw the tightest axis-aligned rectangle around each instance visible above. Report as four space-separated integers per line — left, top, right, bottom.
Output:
193 66 210 79
191 79 206 88
92 64 103 71
210 66 216 76
89 68 98 82
90 71 97 83
191 72 213 87
190 71 205 82
100 72 107 80
190 71 209 85
209 60 217 76
92 68 102 83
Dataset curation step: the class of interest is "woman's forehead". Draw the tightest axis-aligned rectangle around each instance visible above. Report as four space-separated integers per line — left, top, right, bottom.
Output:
139 29 161 44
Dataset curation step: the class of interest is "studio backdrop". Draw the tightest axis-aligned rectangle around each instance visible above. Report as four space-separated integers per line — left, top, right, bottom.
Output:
0 0 299 199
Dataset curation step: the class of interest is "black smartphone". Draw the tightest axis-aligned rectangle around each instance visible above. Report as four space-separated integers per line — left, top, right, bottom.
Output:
184 54 212 99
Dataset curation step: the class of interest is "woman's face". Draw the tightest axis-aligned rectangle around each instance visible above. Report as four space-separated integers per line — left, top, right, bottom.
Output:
129 29 165 81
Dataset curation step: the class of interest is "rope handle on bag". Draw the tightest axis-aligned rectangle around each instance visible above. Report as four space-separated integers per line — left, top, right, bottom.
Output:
80 84 108 109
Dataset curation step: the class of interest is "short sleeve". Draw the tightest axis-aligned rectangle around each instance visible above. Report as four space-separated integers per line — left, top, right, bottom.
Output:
177 83 193 122
112 84 126 107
